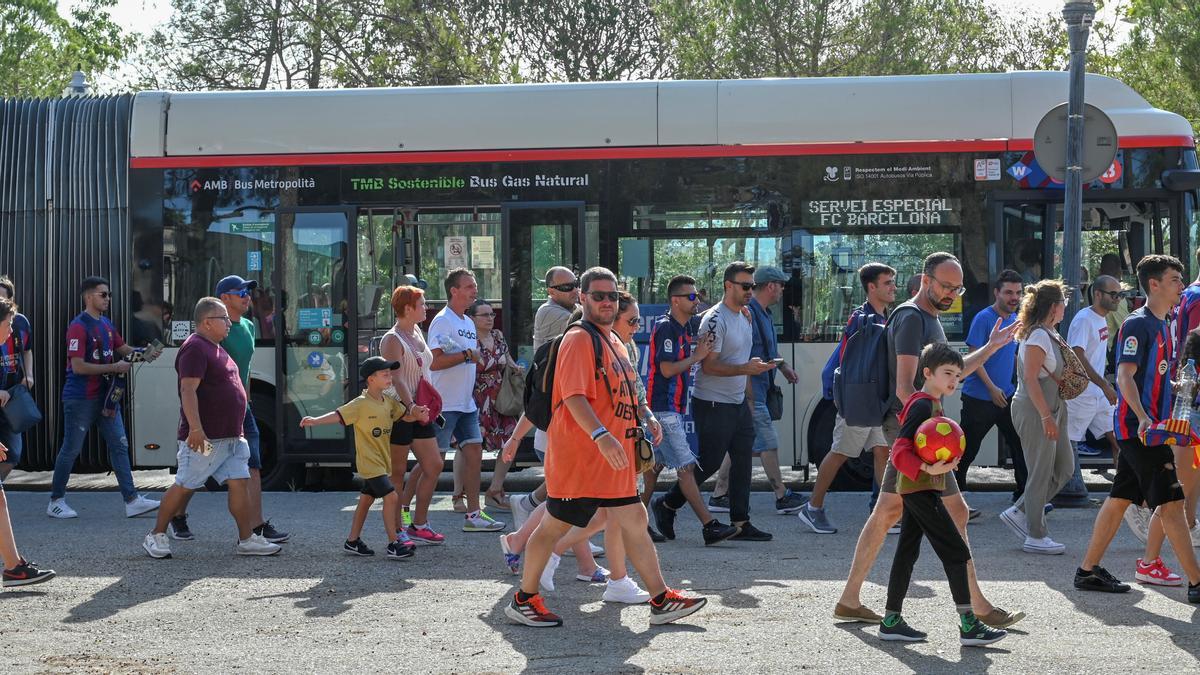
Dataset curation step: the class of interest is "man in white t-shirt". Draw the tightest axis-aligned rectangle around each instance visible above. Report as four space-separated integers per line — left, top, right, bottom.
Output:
1065 275 1122 468
429 268 505 532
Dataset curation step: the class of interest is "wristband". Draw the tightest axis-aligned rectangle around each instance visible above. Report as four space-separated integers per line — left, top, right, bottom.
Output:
591 427 609 441
1040 414 1051 421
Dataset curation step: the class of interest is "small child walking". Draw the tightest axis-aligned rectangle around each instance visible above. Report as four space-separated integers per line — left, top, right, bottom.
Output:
302 356 428 559
879 342 1007 647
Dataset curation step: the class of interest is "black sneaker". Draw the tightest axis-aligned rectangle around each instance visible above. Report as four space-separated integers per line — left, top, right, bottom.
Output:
968 507 981 520
344 539 374 556
386 540 416 559
647 525 667 543
168 514 194 541
959 613 1007 646
775 490 808 514
652 495 676 541
878 615 926 642
1074 565 1130 593
730 521 772 542
707 494 730 513
1189 582 1200 604
2 560 56 587
254 520 290 543
702 520 740 546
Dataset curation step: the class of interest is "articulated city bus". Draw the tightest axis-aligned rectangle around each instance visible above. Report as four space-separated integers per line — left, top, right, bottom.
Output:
6 71 1199 490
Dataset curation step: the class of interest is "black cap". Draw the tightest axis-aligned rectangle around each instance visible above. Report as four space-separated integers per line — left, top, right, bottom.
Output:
360 356 400 380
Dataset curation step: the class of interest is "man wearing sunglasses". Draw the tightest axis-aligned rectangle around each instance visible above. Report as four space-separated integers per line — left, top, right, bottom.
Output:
47 276 161 520
162 276 289 544
656 261 777 544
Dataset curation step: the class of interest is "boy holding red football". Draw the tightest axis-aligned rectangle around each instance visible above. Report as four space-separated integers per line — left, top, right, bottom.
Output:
879 342 1007 646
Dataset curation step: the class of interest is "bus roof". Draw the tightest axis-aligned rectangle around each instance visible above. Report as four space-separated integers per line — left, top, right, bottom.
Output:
130 71 1195 162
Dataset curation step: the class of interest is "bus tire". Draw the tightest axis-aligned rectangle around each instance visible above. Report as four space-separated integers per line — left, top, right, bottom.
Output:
807 401 875 492
252 392 305 492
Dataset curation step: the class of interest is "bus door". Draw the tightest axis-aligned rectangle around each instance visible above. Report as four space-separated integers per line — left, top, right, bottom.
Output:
356 207 410 354
502 201 585 365
274 206 358 457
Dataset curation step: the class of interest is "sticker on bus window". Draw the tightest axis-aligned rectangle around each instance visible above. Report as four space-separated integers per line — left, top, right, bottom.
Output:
298 307 332 329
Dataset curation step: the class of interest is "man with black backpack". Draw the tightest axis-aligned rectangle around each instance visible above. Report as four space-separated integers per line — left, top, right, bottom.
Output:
834 252 1026 630
801 263 897 535
506 267 706 628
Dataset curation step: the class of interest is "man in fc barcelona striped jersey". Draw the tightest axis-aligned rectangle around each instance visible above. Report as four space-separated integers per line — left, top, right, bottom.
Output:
46 276 160 520
643 275 736 546
1075 254 1200 601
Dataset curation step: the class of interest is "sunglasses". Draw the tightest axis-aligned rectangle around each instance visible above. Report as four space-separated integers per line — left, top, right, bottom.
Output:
473 312 495 318
587 291 620 303
728 281 754 291
1095 289 1121 300
627 317 642 327
671 293 699 302
94 291 111 299
227 289 250 298
550 282 579 292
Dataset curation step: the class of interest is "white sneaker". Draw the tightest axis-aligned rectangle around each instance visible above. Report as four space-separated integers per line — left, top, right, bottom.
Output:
1123 504 1151 544
999 505 1029 540
236 533 282 556
143 532 172 559
603 575 651 604
1190 520 1200 548
47 499 78 519
512 495 536 530
539 552 561 592
1022 535 1065 555
125 494 160 518
564 540 606 558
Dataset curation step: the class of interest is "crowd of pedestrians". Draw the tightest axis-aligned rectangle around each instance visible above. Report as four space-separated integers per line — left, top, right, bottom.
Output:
7 240 1200 644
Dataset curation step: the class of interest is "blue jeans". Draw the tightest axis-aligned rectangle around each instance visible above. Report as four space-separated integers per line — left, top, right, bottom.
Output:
243 406 261 470
51 398 137 502
0 412 23 467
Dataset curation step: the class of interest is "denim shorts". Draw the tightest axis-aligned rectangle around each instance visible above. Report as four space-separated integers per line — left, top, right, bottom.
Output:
751 399 779 454
434 409 483 452
653 411 697 469
175 437 251 490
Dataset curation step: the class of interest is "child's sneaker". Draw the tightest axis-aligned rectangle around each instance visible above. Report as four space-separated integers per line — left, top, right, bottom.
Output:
1135 557 1183 586
959 613 1007 646
386 539 416 559
344 539 374 556
505 592 563 627
407 524 445 545
878 614 926 641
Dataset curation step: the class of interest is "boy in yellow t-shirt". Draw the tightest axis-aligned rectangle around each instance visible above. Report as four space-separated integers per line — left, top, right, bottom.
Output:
302 356 428 559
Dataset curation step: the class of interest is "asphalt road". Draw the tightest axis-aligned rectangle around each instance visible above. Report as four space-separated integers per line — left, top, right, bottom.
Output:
2 490 1197 673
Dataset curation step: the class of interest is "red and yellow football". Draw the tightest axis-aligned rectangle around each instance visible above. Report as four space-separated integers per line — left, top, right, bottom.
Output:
913 416 966 465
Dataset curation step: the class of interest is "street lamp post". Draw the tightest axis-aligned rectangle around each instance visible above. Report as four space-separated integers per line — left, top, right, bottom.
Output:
1054 1 1097 508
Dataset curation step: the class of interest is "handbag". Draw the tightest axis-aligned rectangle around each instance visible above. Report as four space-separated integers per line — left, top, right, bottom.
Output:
415 377 443 421
1038 327 1088 401
1 329 43 433
766 384 784 421
496 363 526 417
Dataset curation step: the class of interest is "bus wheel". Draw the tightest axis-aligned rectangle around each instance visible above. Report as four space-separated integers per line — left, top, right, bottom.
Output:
807 402 875 492
252 395 305 492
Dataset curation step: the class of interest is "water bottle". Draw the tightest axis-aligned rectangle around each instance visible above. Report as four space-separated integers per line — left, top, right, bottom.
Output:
1172 358 1197 420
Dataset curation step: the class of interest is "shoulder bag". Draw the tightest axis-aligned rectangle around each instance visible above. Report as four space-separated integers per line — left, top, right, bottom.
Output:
1038 326 1088 401
2 330 42 434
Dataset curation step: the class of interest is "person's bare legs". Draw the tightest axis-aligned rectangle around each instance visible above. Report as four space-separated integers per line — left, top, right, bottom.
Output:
389 443 411 528
711 453 732 500
837 492 903 608
759 450 788 499
461 442 484 513
1081 496 1134 570
224 478 255 539
1173 445 1199 528
453 447 466 502
604 509 629 580
872 447 888 493
151 485 195 535
677 465 718 523
809 453 850 509
0 491 23 569
507 503 548 552
246 468 265 526
347 493 374 543
410 439 442 526
555 511 607 575
640 466 663 509
943 491 995 615
486 456 512 504
1157 500 1200 583
519 515 574 595
608 502 668 596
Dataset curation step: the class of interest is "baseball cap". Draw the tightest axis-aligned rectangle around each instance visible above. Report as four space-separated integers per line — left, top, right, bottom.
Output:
215 275 258 296
360 356 400 380
753 266 788 284
402 273 428 290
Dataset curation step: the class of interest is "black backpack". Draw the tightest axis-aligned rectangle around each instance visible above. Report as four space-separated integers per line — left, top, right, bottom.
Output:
524 320 605 431
832 305 919 427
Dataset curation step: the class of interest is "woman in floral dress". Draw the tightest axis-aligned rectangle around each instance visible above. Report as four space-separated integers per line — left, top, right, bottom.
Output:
468 299 518 511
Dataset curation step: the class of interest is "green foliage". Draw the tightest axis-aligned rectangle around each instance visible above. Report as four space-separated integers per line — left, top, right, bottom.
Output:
0 0 130 96
1117 0 1200 133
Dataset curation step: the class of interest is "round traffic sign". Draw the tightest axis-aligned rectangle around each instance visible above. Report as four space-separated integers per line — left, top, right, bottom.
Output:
1033 103 1118 183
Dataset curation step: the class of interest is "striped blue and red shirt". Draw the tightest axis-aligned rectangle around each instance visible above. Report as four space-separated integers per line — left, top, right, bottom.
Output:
63 312 125 400
1175 281 1200 368
647 314 700 414
1114 307 1173 441
0 313 31 389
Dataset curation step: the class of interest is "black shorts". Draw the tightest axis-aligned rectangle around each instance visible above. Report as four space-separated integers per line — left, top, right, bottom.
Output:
360 475 395 499
1110 438 1185 509
390 418 437 445
546 496 641 528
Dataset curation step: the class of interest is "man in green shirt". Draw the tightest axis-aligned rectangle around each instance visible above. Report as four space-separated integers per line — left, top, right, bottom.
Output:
166 276 289 544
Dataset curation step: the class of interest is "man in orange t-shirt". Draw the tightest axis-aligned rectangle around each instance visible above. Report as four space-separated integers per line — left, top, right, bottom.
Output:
504 267 706 629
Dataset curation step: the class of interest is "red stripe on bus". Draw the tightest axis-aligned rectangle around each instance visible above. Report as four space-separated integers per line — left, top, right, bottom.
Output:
128 136 1195 169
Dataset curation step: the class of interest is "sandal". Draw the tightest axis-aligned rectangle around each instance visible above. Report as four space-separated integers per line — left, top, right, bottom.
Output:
485 492 511 512
452 493 468 513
